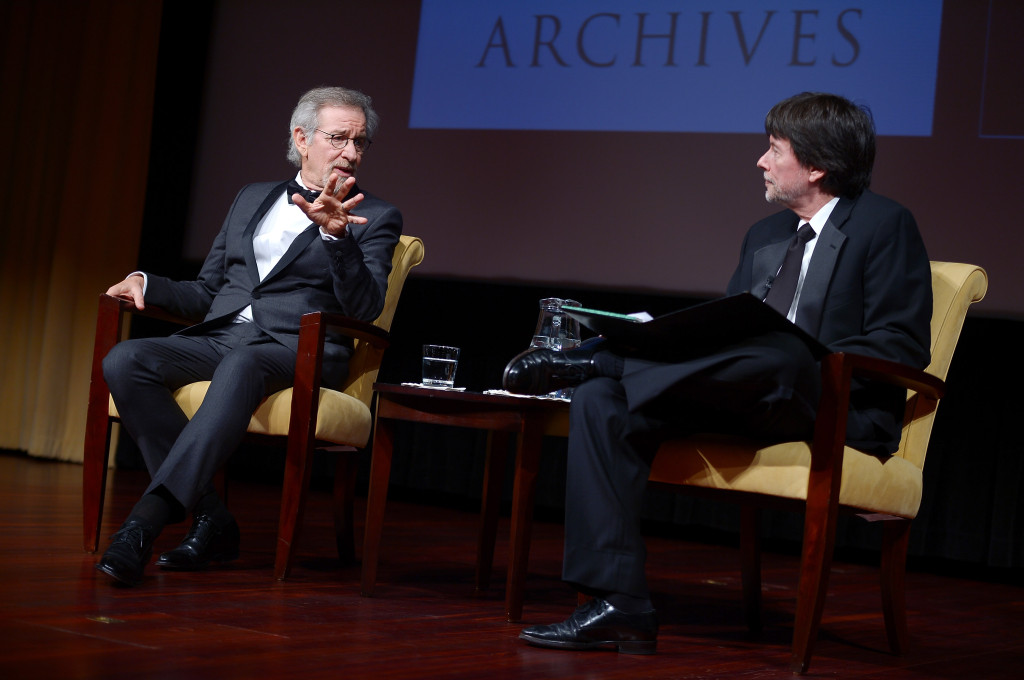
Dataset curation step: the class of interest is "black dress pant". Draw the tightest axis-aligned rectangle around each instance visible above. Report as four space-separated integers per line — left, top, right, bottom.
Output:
102 322 297 519
561 332 821 599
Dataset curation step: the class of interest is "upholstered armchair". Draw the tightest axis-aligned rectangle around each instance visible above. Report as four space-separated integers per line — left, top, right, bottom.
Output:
82 235 424 579
645 261 988 673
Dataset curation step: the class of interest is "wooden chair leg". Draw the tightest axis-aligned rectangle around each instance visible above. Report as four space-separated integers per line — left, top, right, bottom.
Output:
740 506 763 632
274 432 316 580
83 294 126 553
880 518 912 655
361 416 395 596
82 415 113 552
475 431 509 592
790 496 840 675
332 450 359 567
789 352 848 674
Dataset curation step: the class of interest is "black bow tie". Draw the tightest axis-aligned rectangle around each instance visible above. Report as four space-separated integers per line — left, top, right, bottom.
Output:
285 180 320 204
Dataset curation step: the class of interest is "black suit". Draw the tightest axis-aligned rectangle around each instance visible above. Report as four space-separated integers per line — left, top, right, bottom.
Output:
103 180 402 516
145 180 401 385
562 191 931 599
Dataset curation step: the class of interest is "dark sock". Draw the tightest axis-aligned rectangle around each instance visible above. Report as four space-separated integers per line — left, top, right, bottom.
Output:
192 491 235 529
605 592 654 614
125 492 173 533
592 350 624 379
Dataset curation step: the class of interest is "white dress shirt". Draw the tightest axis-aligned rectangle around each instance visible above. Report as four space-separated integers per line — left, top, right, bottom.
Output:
234 174 320 322
129 174 346 323
786 196 840 322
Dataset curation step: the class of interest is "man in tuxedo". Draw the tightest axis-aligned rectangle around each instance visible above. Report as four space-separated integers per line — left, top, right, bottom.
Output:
95 86 402 586
502 92 932 653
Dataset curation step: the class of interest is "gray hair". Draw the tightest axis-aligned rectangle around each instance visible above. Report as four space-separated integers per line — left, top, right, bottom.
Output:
287 86 380 167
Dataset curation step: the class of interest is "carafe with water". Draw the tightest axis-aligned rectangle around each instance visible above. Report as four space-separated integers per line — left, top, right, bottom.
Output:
530 297 582 397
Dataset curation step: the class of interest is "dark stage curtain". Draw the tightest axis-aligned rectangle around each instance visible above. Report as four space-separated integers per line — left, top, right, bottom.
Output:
0 0 162 461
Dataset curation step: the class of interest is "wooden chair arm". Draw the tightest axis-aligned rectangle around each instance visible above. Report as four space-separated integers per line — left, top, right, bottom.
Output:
90 293 196 392
98 293 200 327
813 351 945 447
305 311 391 351
290 310 391 429
90 298 391 407
842 352 946 401
98 295 391 352
810 351 945 465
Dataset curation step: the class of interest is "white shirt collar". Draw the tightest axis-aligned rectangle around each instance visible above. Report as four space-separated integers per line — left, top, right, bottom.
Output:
803 196 840 235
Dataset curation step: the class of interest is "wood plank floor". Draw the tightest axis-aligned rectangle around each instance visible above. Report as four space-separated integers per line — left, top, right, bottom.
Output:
0 452 1021 679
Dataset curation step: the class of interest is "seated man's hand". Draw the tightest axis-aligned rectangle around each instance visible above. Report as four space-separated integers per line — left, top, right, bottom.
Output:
106 274 146 310
292 172 368 238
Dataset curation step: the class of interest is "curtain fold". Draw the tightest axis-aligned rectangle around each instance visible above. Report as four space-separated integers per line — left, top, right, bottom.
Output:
0 0 162 462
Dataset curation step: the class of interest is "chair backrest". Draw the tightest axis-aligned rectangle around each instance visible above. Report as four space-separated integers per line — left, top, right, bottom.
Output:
340 235 425 407
896 262 988 469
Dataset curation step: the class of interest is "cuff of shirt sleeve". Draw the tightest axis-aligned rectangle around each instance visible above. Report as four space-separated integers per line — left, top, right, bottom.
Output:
319 226 348 241
128 271 148 294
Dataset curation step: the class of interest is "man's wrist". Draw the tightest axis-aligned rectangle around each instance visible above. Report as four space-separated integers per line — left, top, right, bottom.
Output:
319 226 348 241
127 271 148 293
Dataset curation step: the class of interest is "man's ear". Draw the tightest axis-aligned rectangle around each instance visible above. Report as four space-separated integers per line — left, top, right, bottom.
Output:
807 166 826 185
293 127 309 157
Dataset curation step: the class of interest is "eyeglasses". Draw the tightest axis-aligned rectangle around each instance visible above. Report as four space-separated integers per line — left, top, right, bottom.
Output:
315 129 372 153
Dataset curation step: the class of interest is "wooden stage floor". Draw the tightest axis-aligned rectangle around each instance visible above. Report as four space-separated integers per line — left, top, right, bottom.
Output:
0 452 1020 679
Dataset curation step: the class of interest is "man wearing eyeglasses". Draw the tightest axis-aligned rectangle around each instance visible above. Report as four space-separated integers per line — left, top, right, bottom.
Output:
95 86 402 586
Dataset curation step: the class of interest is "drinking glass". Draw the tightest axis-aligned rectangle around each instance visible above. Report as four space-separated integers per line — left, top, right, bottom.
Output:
422 344 460 387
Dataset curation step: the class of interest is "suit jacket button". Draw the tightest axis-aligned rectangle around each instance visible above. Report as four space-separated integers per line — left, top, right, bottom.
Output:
251 291 261 300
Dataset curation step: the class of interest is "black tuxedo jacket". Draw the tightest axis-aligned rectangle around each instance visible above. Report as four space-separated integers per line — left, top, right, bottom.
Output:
729 190 932 452
729 191 931 364
622 191 931 454
144 180 403 386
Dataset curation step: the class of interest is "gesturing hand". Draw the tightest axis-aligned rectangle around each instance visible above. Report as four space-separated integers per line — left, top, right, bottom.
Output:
291 172 367 237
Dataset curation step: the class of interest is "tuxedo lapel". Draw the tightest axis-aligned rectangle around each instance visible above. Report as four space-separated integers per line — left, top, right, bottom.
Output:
795 197 853 336
750 223 797 300
242 181 292 285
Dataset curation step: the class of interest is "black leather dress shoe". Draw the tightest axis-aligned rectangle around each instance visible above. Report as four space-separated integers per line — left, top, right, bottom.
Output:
95 520 157 586
502 347 596 395
155 514 240 571
519 598 658 654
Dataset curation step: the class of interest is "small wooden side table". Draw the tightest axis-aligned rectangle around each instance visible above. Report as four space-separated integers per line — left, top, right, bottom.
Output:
360 383 569 622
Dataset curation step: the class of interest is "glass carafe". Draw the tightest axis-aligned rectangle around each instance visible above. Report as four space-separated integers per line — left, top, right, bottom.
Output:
531 297 582 351
530 298 582 399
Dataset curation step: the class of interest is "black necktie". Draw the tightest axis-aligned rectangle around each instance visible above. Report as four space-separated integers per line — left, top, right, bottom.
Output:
285 180 320 204
764 223 815 316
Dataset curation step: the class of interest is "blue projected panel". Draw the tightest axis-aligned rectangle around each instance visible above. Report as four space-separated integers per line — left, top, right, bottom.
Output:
410 1 944 136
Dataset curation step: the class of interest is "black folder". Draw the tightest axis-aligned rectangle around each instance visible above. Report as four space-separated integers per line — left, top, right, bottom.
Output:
562 293 829 361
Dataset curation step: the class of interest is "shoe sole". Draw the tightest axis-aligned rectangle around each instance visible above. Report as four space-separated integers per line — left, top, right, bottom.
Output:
155 549 240 571
95 561 143 587
519 631 656 655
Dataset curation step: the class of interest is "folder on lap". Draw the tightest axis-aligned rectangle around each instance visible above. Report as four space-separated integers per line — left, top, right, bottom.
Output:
562 293 829 361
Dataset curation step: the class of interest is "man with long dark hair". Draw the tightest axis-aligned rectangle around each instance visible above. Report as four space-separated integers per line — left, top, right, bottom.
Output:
503 92 931 653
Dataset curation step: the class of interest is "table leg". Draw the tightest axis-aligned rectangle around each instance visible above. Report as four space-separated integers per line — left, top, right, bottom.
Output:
505 420 542 622
360 414 395 596
476 430 509 592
